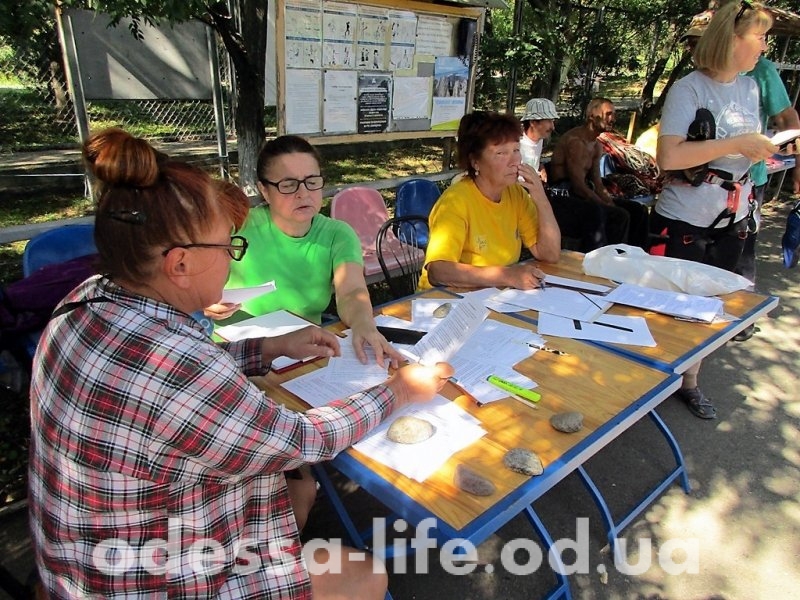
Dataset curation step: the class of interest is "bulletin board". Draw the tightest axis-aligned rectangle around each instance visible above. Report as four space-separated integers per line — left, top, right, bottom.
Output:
275 0 485 144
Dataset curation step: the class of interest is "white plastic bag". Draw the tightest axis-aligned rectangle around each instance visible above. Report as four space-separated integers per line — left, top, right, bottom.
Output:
582 244 752 296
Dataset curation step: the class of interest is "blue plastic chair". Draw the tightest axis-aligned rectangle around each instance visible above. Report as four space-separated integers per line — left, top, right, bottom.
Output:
23 223 97 277
394 179 440 249
20 223 97 358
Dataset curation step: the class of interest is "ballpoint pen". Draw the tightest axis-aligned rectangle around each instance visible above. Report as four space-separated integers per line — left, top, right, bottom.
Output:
527 342 568 356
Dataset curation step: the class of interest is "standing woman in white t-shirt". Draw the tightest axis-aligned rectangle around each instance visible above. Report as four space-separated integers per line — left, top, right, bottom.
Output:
654 1 776 419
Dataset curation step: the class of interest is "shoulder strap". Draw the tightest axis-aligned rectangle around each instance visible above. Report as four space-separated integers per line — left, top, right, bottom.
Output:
50 297 110 320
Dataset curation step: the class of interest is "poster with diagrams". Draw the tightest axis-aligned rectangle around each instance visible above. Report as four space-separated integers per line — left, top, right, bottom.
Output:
431 56 468 130
285 0 322 68
277 0 482 138
285 68 322 134
356 5 389 71
323 2 357 69
387 10 417 72
358 72 392 134
323 69 358 134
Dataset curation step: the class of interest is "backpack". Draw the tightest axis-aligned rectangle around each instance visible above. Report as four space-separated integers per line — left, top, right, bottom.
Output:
0 254 99 335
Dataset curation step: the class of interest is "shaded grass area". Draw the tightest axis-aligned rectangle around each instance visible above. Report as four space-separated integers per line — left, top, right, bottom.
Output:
0 140 448 284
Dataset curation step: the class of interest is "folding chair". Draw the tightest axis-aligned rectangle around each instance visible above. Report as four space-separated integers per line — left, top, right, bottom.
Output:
330 187 390 282
395 179 440 249
376 216 428 299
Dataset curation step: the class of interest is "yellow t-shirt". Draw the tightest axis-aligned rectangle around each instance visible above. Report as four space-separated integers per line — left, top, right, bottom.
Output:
418 177 539 290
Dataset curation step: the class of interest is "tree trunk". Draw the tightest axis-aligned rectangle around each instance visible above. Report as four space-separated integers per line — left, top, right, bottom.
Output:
235 75 265 198
640 51 692 126
204 0 267 196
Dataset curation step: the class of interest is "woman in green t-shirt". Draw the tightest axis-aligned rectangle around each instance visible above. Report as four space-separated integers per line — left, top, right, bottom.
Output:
207 136 400 367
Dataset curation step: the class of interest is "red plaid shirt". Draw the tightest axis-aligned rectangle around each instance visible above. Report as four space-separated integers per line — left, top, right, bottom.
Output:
29 277 394 599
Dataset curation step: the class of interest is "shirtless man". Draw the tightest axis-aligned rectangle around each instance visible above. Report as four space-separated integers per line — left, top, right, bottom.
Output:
551 98 649 247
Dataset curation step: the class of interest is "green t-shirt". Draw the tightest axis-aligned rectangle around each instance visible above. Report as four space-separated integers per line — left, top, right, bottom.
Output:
747 56 791 186
226 206 363 323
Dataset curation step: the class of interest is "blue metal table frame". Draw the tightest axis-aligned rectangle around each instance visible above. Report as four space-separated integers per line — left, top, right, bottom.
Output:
311 366 682 600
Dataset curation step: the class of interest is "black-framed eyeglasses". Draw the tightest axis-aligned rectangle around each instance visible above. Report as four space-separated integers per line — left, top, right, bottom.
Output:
260 175 325 194
162 235 248 261
735 0 753 24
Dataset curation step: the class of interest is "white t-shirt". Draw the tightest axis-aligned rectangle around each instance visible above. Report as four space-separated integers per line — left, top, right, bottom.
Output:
520 134 544 171
656 70 760 228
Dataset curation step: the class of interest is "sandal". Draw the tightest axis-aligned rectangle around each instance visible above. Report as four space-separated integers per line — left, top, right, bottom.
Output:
675 387 716 420
732 324 756 342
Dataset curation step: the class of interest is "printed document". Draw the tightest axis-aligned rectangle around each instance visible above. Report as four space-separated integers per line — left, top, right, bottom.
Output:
604 283 724 323
537 312 656 346
493 287 611 321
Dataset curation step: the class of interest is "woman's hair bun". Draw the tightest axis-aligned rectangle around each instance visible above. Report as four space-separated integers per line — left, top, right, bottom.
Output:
83 127 161 188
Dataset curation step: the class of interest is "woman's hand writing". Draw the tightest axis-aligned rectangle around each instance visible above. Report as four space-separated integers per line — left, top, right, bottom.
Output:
503 263 546 290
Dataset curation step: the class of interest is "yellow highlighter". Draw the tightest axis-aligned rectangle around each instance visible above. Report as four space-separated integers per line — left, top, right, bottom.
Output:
487 375 541 405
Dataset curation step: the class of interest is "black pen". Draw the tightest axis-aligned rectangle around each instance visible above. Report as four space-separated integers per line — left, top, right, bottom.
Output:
527 342 568 356
593 320 633 333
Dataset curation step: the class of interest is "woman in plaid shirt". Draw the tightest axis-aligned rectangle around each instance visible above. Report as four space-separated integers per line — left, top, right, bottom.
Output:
28 127 452 599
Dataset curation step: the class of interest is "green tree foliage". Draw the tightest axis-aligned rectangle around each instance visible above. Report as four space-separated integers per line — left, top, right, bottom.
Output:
476 0 800 128
1 0 267 192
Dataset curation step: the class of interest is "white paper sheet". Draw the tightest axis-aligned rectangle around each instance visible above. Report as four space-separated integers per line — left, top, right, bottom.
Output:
221 281 276 305
410 298 461 331
352 394 486 482
770 128 800 148
411 299 489 364
216 310 316 371
604 283 724 323
445 319 538 405
281 368 370 407
537 313 656 346
326 332 388 383
494 287 611 322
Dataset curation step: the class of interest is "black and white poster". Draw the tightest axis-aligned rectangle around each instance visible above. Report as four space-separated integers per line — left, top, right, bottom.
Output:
357 72 391 134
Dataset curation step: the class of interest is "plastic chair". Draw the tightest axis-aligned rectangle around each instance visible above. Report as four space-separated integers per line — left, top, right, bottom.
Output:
330 187 390 280
23 223 97 277
19 223 97 359
394 179 440 249
376 216 427 299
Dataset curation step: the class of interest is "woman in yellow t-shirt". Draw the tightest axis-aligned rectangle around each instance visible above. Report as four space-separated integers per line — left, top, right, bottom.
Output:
419 111 561 290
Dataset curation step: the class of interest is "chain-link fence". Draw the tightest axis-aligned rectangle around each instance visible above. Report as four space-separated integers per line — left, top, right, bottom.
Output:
0 29 234 156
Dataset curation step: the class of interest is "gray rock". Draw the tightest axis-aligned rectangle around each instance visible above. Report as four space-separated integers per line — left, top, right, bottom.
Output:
433 302 452 318
454 464 496 496
550 411 584 433
503 448 544 476
386 415 436 444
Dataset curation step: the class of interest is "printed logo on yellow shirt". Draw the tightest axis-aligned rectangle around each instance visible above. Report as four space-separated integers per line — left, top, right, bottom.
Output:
475 235 488 252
